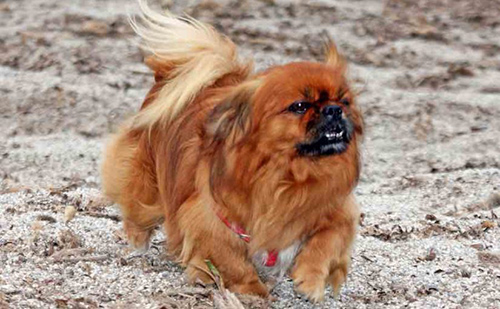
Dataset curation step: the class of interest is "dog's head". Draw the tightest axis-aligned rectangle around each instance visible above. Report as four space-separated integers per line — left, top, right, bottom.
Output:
206 43 363 159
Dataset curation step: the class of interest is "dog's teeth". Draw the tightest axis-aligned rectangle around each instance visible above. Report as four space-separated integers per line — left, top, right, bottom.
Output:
326 131 346 141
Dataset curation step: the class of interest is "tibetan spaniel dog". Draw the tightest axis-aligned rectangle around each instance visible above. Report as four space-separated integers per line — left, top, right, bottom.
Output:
102 0 363 302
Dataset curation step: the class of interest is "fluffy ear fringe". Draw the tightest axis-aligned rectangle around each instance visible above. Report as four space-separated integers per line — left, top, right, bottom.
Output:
206 80 261 147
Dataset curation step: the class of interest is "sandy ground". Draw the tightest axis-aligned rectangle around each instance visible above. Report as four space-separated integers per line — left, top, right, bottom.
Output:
1 0 500 308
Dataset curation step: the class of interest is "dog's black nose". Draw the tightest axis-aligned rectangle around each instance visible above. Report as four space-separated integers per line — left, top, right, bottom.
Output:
322 105 342 120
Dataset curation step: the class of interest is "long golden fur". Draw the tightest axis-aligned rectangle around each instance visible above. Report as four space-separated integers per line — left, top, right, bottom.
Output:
102 0 363 302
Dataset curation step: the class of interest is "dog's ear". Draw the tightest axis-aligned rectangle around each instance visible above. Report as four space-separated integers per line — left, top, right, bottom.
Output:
324 37 346 72
206 80 260 146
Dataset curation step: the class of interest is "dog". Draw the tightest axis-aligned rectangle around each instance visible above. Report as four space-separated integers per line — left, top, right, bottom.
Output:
102 0 363 302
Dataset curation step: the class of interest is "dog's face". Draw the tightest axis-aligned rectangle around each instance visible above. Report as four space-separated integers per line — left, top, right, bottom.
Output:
251 62 363 157
206 46 363 161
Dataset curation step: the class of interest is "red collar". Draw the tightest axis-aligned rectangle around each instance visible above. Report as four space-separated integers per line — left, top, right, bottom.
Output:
215 209 278 267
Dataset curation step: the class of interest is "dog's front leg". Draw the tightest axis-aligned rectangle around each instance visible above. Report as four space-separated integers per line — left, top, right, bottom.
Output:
176 196 268 297
291 197 359 302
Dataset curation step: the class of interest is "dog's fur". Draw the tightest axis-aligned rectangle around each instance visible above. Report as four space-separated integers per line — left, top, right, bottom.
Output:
102 0 363 302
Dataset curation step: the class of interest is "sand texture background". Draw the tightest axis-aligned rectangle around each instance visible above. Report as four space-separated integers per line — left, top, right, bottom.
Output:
1 0 500 308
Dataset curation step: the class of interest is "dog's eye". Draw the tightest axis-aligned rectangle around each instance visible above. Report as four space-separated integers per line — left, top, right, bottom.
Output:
288 101 311 114
340 98 350 106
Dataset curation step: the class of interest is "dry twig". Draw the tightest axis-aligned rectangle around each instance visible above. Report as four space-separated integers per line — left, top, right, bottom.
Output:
51 248 92 260
82 211 121 222
55 254 110 263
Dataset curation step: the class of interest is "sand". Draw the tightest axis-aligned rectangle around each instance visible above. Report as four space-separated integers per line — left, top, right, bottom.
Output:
1 0 499 308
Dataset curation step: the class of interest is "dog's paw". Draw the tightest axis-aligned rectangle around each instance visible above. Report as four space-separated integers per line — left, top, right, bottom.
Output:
230 280 269 298
327 255 350 297
123 219 153 251
292 268 326 302
185 258 215 284
328 262 348 297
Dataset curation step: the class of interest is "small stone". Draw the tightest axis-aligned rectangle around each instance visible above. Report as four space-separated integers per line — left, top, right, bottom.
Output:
461 269 471 278
481 220 496 229
119 258 128 266
478 251 500 265
425 214 437 221
470 243 484 250
81 20 110 36
36 214 57 223
486 193 500 209
425 248 437 261
64 206 77 223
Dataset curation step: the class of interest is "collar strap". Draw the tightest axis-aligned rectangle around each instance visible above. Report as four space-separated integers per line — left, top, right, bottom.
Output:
215 209 251 243
214 209 278 267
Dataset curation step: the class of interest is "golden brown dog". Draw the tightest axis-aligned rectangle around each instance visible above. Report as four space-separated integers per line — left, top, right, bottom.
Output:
102 0 363 302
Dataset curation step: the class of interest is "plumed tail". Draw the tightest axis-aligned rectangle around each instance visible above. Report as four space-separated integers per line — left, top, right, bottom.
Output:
130 0 252 128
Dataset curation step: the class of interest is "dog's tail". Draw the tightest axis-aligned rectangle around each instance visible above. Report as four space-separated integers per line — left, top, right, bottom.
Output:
130 0 252 129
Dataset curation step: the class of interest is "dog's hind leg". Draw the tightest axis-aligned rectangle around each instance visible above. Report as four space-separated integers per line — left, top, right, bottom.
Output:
121 201 164 251
102 130 164 250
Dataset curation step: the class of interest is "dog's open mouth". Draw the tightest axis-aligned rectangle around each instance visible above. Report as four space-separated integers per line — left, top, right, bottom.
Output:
324 129 344 142
297 123 352 157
